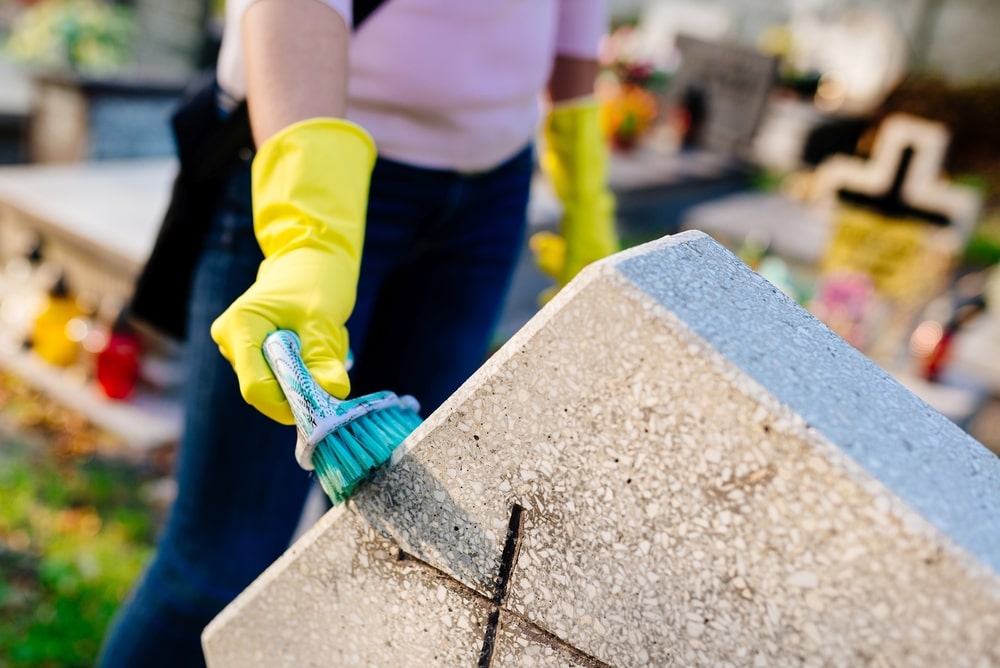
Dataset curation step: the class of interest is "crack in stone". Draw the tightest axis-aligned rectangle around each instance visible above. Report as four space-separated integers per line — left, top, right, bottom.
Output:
395 503 608 667
479 503 525 667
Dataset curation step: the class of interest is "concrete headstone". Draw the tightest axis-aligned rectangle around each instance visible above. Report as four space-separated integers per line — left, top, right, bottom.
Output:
666 36 778 157
811 113 984 362
812 113 981 237
204 231 1000 667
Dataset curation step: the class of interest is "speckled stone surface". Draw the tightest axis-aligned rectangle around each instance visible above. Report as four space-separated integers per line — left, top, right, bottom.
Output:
204 231 1000 667
203 506 492 667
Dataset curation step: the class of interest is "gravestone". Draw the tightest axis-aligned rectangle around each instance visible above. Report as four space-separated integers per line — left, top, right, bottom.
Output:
203 231 1000 666
26 0 206 163
29 73 183 163
666 35 778 158
810 113 983 363
812 113 981 238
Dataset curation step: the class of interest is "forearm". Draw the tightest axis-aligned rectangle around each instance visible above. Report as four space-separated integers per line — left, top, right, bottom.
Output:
242 0 350 144
534 52 616 297
546 55 599 105
216 0 375 421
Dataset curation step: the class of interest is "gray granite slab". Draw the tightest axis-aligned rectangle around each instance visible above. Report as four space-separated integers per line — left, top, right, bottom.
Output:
203 507 491 667
205 231 1000 667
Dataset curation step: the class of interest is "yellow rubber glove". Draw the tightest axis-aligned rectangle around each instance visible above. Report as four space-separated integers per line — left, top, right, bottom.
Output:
532 98 619 303
210 118 376 424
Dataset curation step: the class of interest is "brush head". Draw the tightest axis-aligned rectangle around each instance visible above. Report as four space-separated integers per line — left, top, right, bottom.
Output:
310 394 423 503
261 330 423 503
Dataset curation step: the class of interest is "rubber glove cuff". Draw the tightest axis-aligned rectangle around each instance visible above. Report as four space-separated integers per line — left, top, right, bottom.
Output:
211 117 376 424
534 98 619 299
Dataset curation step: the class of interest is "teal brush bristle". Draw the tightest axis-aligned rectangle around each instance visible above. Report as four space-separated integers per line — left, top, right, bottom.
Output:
311 402 422 503
262 330 423 505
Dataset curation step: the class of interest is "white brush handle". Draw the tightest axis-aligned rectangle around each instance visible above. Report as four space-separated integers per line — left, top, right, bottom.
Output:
261 330 339 443
262 330 418 471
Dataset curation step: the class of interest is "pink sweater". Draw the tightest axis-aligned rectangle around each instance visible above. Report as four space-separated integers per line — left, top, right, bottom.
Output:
217 0 606 171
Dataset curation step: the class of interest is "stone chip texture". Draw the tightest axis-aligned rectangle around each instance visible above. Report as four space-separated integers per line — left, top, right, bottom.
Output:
204 231 1000 667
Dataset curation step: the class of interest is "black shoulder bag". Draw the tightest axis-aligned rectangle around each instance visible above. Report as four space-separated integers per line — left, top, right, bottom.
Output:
129 0 388 340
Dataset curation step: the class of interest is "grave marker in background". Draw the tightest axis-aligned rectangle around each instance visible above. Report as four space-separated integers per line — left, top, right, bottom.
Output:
666 35 778 158
811 113 983 363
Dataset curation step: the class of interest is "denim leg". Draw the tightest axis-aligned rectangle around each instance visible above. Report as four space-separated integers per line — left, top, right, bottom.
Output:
98 161 311 668
348 147 533 416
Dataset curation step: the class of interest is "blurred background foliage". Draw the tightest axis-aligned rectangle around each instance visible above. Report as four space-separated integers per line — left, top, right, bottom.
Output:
3 0 134 75
0 373 162 668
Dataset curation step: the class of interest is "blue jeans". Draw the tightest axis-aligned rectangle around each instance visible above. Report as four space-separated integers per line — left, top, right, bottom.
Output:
98 145 533 667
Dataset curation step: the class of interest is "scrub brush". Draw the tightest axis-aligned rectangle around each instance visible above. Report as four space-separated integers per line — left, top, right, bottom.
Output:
263 329 422 504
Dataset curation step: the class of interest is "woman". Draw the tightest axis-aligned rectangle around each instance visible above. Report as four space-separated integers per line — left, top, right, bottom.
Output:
99 1 616 665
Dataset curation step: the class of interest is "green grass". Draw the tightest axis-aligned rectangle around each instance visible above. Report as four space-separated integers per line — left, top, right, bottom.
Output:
0 431 158 667
963 213 1000 270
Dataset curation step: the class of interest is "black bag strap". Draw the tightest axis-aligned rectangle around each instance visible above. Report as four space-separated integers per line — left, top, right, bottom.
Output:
186 96 253 186
353 0 389 29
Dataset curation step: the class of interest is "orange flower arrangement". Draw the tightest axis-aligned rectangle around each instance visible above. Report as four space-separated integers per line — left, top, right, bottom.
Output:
598 82 659 151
